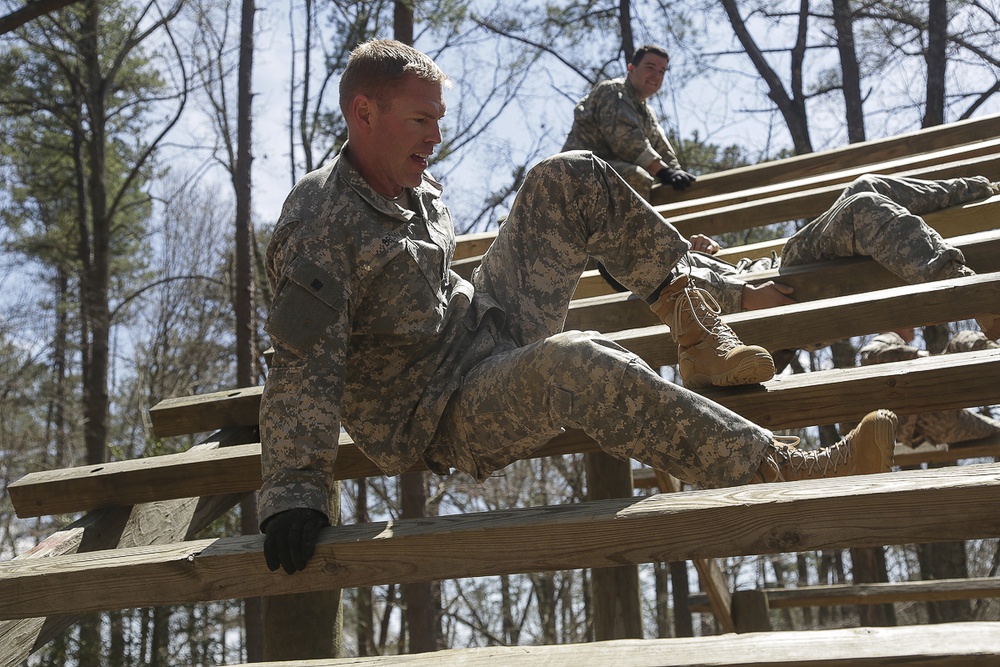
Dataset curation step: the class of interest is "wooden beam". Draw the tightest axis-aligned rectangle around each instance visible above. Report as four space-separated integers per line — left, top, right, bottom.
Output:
653 137 1000 221
647 111 1000 205
664 152 1000 239
609 272 1000 367
23 346 1000 519
689 577 1000 612
446 193 1000 301
452 144 1000 263
654 470 736 634
2 464 1000 620
566 231 1000 333
234 623 1000 665
0 429 251 667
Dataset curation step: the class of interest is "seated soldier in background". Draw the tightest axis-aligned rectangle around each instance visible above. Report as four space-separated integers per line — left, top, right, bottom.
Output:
858 328 1000 450
562 44 697 200
605 173 1000 340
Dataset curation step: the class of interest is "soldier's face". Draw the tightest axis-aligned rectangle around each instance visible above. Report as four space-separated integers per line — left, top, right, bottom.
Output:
365 75 446 195
627 53 668 100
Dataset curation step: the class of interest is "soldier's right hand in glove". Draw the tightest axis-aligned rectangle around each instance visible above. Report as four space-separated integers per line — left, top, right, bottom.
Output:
657 168 697 191
263 507 329 574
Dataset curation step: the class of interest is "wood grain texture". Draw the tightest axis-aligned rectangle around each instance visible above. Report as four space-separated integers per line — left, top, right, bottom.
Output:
2 464 1000 620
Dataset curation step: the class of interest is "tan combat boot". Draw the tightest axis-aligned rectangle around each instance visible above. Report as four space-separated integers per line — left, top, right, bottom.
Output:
937 262 1000 340
650 274 775 389
753 409 897 483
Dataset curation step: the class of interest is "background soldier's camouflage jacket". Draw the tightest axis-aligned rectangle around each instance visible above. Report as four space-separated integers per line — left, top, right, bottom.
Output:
257 148 504 525
562 77 680 192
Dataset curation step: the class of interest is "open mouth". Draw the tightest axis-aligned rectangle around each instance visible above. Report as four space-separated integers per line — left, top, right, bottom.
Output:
412 153 430 168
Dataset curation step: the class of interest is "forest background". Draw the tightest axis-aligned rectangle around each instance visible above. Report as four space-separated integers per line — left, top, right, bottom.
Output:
1 0 1000 665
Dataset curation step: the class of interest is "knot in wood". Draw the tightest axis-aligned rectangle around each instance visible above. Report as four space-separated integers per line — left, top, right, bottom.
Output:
766 530 802 551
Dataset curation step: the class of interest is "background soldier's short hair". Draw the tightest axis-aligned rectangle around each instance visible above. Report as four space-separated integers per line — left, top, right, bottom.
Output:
631 44 670 67
339 39 449 115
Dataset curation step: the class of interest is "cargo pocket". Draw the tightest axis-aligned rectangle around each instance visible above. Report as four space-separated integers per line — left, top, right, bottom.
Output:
265 256 347 358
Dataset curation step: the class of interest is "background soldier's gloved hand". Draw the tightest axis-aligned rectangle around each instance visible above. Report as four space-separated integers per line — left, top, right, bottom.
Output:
263 507 329 574
657 168 697 191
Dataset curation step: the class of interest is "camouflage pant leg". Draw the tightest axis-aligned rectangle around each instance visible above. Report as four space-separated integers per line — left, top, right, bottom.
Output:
435 330 773 485
781 189 964 284
910 409 1000 447
474 151 689 346
835 174 994 217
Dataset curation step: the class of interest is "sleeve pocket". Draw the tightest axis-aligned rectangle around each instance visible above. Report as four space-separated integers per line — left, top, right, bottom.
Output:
265 256 347 357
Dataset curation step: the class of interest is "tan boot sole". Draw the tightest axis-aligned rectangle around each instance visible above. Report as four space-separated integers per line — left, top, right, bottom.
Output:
855 409 897 474
683 351 775 389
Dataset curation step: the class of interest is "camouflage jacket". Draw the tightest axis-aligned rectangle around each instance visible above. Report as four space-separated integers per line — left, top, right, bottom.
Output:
562 77 680 172
258 147 502 524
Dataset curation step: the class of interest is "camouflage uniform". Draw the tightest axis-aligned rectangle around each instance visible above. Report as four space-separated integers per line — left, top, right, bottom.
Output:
562 77 680 199
258 149 772 525
677 174 995 313
859 331 1000 448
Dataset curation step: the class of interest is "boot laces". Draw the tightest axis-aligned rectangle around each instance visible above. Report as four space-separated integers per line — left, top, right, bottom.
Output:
780 438 853 476
672 286 742 351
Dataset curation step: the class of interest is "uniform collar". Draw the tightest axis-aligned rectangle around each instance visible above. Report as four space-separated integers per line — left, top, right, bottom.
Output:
334 143 444 222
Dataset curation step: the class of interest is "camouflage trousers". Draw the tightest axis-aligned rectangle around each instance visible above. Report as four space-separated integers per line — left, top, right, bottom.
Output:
900 330 1000 448
781 174 994 282
431 152 772 486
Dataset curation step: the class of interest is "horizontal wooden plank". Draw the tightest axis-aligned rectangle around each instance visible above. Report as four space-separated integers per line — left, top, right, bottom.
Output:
609 272 1000 368
453 114 1000 257
566 229 1000 333
233 623 1000 666
690 576 1000 612
37 350 995 520
653 136 1000 221
666 152 1000 239
648 111 1000 205
2 464 1000 620
444 193 1000 303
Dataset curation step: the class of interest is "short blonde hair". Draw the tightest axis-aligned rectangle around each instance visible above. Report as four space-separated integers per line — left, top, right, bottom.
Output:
339 39 448 114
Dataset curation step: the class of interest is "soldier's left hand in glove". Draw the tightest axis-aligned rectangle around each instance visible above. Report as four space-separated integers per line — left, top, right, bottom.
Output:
657 168 697 191
263 507 329 574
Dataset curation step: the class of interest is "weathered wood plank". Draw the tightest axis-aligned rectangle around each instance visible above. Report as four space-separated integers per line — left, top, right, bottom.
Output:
445 193 1000 302
653 136 1000 221
648 111 1000 205
608 272 1000 368
147 267 1000 441
654 470 735 634
452 115 1000 258
665 152 1000 239
26 348 1000 519
452 146 1000 265
236 623 1000 666
2 464 1000 620
566 231 1000 333
0 429 251 667
690 577 1000 613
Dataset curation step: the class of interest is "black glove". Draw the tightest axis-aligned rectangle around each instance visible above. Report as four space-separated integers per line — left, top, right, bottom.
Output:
263 508 329 574
657 168 697 191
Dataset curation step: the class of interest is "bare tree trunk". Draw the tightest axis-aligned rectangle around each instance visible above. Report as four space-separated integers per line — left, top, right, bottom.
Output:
831 0 866 142
233 2 264 659
81 0 109 470
395 0 413 45
923 0 948 127
720 0 813 154
618 0 634 63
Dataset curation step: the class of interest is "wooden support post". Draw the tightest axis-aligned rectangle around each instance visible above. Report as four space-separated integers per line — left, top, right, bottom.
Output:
731 590 773 633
